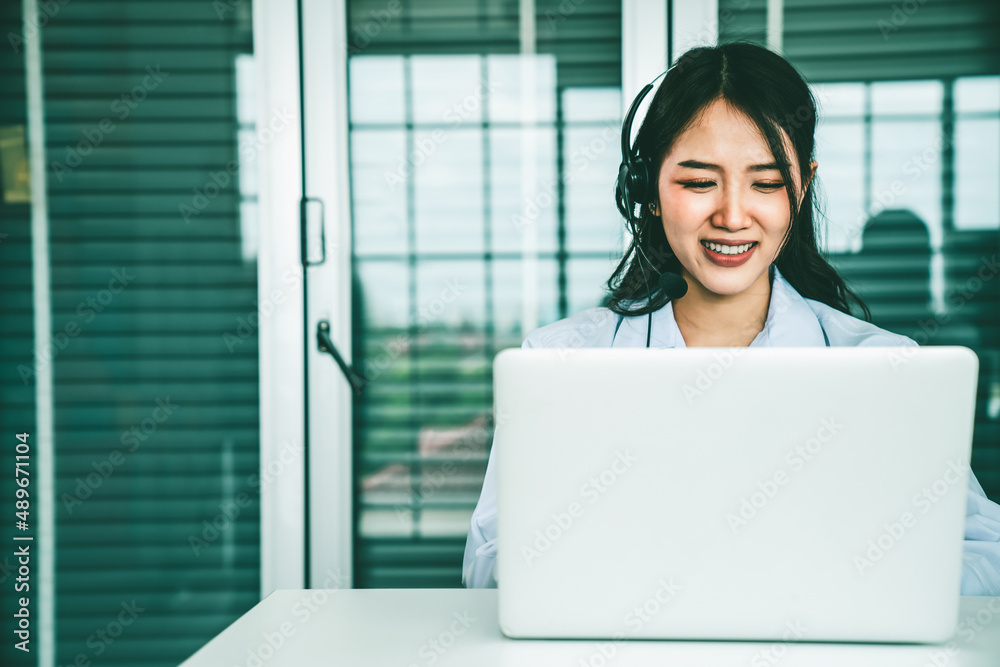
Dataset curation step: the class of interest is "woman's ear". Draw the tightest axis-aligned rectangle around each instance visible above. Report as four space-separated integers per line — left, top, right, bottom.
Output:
648 201 661 217
805 161 817 192
796 161 818 209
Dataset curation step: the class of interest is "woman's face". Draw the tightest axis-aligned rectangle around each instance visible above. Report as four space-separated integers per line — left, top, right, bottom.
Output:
651 97 815 298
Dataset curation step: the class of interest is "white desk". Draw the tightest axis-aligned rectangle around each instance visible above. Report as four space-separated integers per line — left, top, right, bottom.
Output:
181 590 1000 666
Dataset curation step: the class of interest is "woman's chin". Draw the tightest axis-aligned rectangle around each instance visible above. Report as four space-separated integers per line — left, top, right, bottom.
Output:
684 264 767 298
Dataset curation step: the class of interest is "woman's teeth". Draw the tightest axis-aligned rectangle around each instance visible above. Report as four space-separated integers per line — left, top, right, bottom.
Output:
702 241 757 255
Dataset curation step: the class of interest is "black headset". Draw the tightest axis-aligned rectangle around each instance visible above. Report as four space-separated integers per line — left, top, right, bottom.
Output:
617 82 656 226
615 70 688 348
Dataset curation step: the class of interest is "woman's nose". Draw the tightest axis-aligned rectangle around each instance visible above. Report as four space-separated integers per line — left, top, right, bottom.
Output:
713 187 750 230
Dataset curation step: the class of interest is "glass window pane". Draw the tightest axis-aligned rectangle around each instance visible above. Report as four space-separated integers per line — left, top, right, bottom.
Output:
489 126 558 254
870 120 943 245
955 76 1000 113
871 81 944 116
487 54 557 123
567 255 620 314
563 87 622 123
351 129 409 256
954 118 1000 230
814 118 865 252
812 82 865 118
563 124 624 254
413 127 485 255
411 55 485 124
415 260 486 330
350 56 406 125
491 258 560 344
357 260 410 331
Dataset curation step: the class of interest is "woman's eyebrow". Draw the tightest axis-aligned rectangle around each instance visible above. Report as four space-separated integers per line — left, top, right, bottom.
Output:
676 159 781 172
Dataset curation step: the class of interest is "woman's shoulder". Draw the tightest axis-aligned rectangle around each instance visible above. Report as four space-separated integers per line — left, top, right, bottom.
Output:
801 297 918 348
522 306 620 349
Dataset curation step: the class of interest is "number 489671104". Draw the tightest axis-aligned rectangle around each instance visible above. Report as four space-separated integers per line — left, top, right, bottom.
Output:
15 433 30 525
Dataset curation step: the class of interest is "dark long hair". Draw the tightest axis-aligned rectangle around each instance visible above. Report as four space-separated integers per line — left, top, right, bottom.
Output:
604 42 870 321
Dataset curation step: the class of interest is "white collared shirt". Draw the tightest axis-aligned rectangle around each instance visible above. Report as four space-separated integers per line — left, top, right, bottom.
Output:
462 266 1000 594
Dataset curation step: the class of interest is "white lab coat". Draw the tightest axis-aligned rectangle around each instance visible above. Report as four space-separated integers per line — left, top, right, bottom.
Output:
462 265 1000 593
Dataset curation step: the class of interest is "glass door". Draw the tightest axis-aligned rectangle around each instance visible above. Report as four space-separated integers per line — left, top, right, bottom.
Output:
301 0 629 588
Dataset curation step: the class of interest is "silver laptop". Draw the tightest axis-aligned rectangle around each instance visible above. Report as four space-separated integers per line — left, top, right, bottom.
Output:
494 347 978 643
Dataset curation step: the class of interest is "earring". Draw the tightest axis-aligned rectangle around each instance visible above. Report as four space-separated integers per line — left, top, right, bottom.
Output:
649 202 658 214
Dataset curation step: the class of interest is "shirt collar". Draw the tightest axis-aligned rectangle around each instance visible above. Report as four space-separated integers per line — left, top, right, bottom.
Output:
611 265 828 348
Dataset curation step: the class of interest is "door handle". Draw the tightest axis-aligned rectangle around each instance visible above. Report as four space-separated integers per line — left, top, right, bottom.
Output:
300 196 326 266
317 320 365 395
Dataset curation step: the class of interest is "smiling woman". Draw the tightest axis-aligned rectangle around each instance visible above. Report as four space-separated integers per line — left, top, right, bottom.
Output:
462 42 1000 596
607 42 866 348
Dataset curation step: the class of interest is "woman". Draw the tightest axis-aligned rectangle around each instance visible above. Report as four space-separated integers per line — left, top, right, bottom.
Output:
463 42 1000 593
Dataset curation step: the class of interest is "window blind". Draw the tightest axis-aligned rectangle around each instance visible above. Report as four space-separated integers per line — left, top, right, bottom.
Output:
8 2 262 665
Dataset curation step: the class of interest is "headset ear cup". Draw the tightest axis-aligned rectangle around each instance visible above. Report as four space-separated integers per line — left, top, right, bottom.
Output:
618 80 656 225
626 160 650 208
616 161 630 208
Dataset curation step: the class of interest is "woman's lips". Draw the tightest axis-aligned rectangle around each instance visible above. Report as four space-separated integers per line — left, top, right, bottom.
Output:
701 240 758 267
